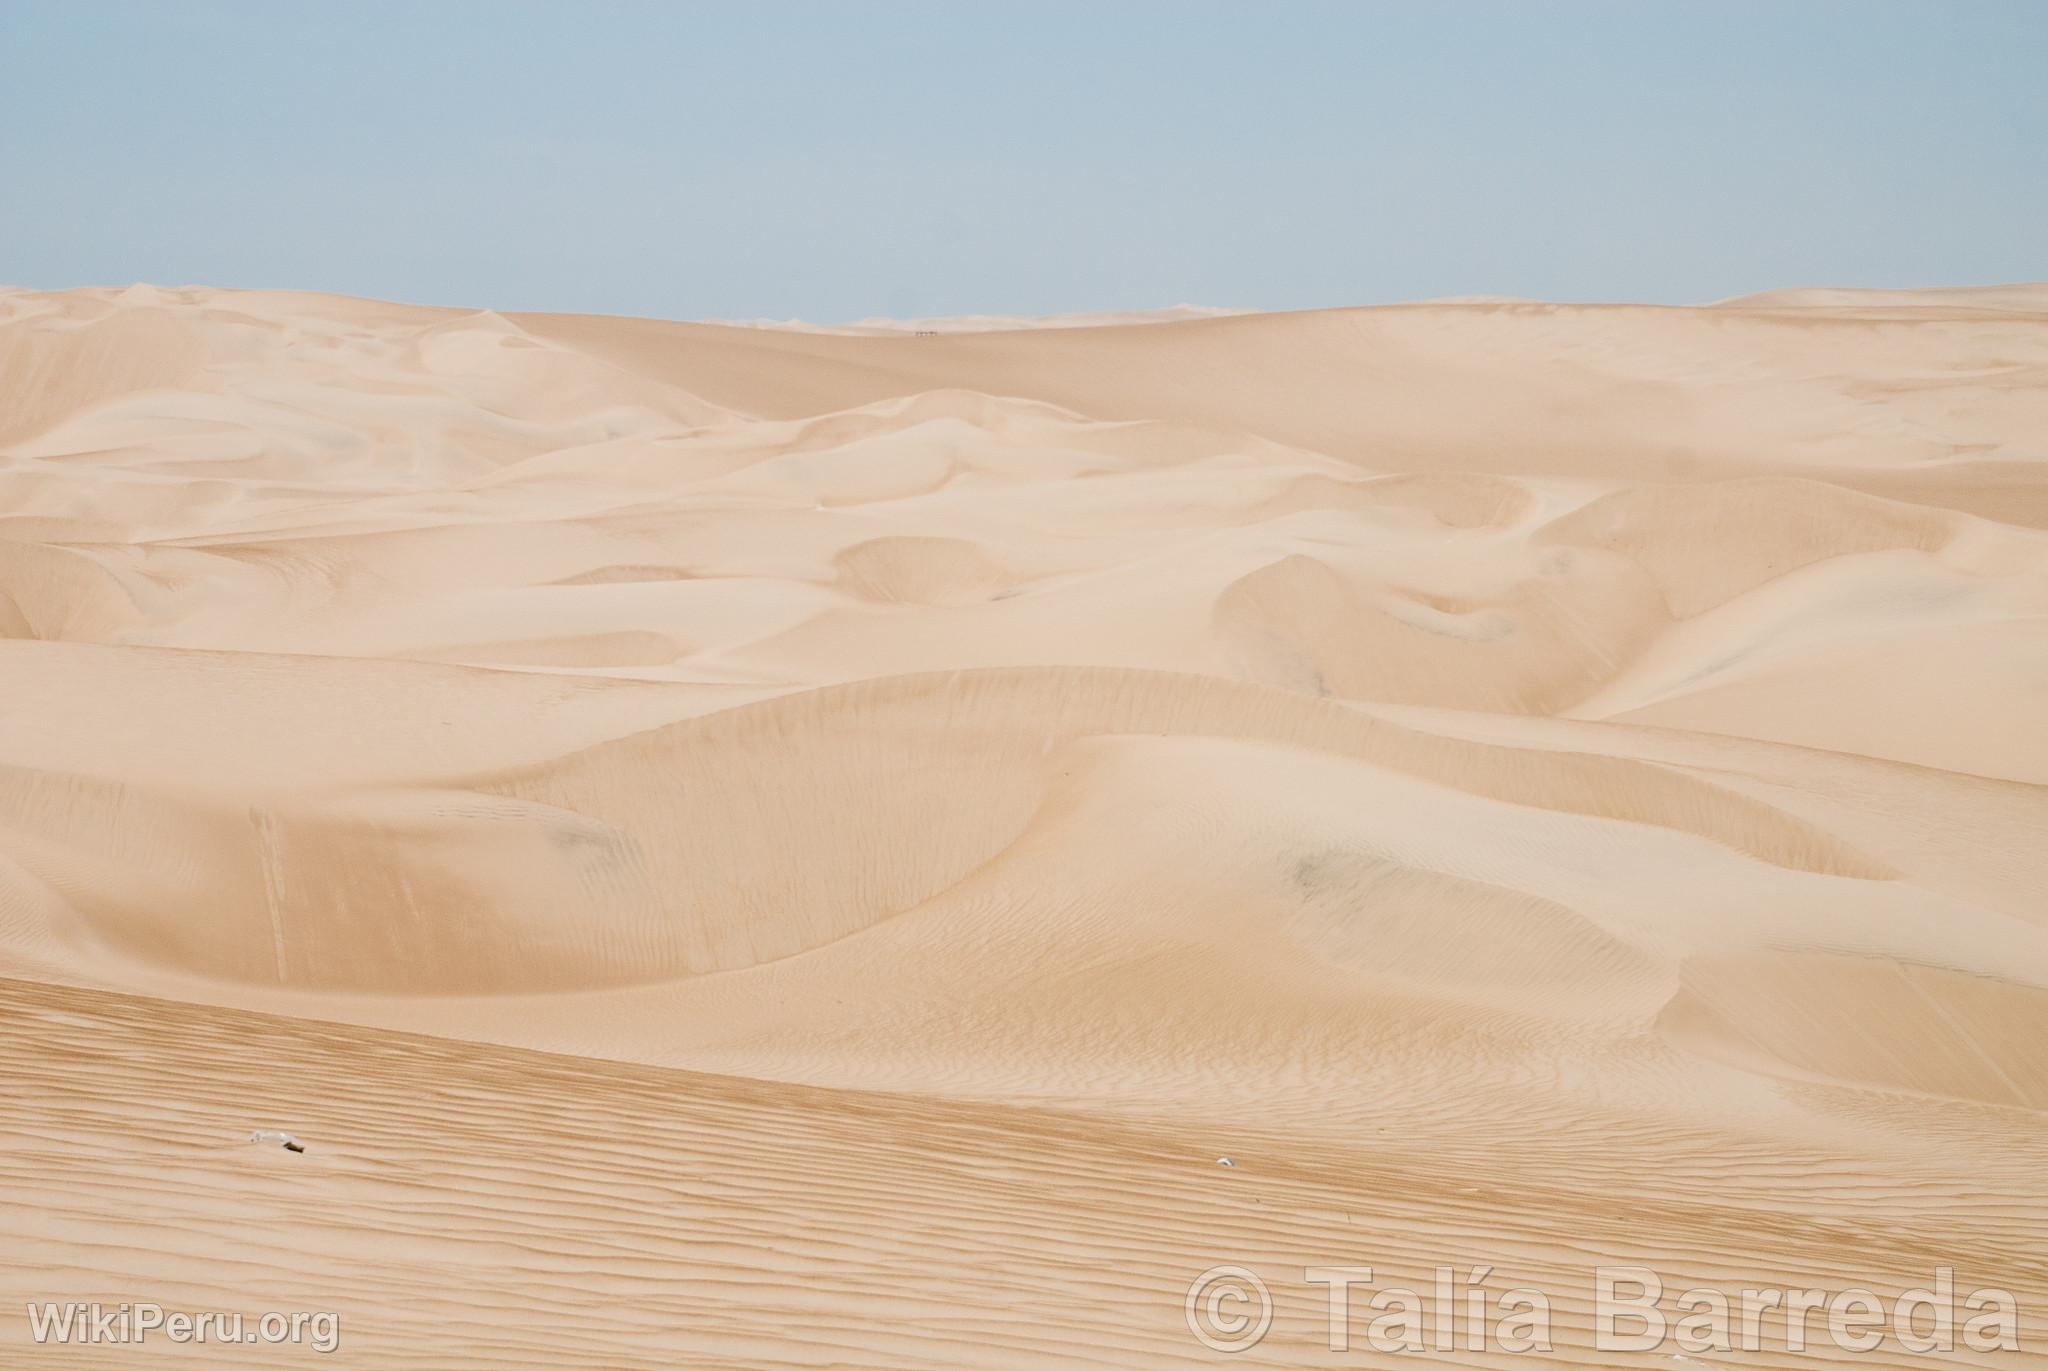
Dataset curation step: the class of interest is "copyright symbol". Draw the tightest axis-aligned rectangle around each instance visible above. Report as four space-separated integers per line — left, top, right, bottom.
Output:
1184 1264 1273 1353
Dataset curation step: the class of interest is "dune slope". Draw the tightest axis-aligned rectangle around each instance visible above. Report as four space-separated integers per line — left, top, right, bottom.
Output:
2 283 2044 1366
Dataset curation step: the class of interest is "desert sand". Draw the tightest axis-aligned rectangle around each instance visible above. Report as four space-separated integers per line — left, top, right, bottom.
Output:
1 282 2044 1366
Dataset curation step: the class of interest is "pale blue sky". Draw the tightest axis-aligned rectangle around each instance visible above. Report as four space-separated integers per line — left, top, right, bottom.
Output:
3 2 2042 320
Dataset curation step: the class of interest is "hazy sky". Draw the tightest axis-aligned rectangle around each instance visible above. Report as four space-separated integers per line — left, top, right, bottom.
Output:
3 2 2042 321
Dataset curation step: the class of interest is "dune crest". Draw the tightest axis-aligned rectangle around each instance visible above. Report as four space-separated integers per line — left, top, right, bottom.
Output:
3 284 2045 1365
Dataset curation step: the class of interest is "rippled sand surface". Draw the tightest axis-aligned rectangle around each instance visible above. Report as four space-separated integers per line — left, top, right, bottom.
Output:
2 283 2044 1365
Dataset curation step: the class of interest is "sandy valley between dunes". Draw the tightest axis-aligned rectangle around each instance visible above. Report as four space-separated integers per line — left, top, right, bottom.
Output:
1 283 2044 1365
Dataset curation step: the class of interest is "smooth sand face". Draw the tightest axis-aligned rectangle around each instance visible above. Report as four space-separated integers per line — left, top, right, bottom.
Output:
1 283 2044 1365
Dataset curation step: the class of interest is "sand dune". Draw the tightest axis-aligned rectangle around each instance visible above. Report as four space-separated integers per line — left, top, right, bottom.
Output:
2 283 2045 1366
713 302 1251 335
